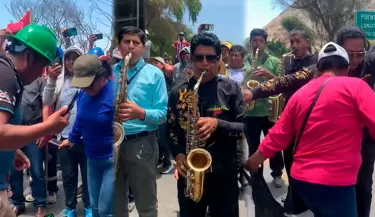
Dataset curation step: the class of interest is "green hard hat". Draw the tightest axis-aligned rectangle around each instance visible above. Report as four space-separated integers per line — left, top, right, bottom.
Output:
8 24 57 62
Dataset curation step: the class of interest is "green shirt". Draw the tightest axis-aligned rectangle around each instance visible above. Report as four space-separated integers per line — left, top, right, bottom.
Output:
242 53 282 117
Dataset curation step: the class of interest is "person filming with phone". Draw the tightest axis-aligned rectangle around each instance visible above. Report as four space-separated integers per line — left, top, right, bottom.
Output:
0 24 70 217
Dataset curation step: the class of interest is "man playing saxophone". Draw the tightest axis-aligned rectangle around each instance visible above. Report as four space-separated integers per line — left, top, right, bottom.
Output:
242 29 285 190
113 26 168 217
167 32 245 217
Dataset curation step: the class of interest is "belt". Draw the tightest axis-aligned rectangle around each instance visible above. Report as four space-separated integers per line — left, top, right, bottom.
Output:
125 131 155 141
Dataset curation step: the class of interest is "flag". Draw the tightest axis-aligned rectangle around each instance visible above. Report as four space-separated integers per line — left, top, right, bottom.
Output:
6 9 32 33
19 9 32 26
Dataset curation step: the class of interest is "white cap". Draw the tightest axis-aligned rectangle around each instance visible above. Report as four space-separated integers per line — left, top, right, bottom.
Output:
112 48 122 59
145 30 149 35
318 42 349 64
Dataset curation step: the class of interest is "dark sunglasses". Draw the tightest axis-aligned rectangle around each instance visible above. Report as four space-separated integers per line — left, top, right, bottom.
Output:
192 54 218 63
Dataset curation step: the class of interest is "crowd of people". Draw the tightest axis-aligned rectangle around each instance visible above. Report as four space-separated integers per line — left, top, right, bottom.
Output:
0 19 373 217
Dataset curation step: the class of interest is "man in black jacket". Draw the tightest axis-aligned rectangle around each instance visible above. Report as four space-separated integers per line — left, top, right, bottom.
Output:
168 32 245 217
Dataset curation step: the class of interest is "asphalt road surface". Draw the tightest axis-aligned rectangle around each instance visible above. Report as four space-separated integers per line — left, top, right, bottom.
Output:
17 162 375 217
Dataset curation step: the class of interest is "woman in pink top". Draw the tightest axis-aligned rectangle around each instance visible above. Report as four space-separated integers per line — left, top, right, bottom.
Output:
245 42 375 217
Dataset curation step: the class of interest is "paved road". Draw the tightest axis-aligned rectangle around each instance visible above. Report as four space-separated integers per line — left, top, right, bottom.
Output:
17 162 375 217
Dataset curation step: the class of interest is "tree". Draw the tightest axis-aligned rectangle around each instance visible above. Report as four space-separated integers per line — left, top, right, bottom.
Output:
6 0 98 52
281 16 316 47
146 0 202 56
267 40 291 58
89 0 114 51
273 0 371 40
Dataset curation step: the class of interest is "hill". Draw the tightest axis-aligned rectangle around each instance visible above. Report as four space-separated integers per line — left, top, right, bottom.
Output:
263 3 375 48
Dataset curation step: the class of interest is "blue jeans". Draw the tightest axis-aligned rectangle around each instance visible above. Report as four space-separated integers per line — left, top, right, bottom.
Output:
291 178 357 217
10 142 46 208
87 156 113 217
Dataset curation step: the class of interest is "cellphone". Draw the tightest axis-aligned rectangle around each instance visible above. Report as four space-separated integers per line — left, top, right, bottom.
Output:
48 138 61 146
200 24 214 31
93 33 103 40
63 27 78 37
63 92 79 116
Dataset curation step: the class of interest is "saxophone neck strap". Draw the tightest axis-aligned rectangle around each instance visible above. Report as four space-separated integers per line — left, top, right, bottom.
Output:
126 63 147 85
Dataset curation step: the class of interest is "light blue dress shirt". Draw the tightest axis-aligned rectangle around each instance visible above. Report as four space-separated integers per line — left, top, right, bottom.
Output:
113 58 168 135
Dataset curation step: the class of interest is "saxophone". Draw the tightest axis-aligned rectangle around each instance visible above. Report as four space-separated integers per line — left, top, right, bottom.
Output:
113 53 132 180
267 52 290 122
246 47 260 110
185 71 212 202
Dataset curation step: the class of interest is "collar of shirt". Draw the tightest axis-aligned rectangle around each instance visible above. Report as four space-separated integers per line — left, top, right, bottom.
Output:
115 57 145 76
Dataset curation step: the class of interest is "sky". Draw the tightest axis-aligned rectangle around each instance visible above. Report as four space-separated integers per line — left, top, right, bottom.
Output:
0 0 112 51
0 0 282 51
184 0 283 45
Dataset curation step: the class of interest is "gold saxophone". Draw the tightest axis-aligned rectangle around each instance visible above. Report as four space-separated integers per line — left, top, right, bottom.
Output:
268 52 291 122
246 47 260 110
113 53 132 180
185 71 212 202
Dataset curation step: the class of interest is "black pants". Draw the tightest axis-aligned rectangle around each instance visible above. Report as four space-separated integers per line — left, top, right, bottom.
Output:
243 116 284 177
157 122 172 166
47 143 59 193
178 165 239 217
59 142 90 209
356 140 375 217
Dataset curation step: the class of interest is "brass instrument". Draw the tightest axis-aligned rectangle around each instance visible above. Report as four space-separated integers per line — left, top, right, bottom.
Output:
268 94 285 122
246 47 260 110
185 71 212 202
267 51 291 122
113 53 132 180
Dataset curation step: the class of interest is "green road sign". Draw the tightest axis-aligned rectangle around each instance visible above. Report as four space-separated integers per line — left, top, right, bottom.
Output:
356 10 375 40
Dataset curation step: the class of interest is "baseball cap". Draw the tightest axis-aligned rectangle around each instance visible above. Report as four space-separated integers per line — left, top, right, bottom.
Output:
179 46 190 55
221 41 233 49
149 57 165 64
71 54 103 88
112 48 122 59
318 42 349 64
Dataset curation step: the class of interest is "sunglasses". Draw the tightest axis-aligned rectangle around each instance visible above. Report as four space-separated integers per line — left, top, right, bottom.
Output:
347 50 366 58
192 54 218 63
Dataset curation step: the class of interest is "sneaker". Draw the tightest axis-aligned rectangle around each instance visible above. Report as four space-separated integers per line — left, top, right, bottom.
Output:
25 194 35 202
273 177 284 188
157 161 164 169
160 164 173 174
47 192 57 204
128 201 135 212
84 207 93 217
77 185 82 198
62 208 77 217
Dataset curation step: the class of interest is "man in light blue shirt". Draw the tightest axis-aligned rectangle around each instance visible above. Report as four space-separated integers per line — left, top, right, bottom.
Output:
113 26 167 217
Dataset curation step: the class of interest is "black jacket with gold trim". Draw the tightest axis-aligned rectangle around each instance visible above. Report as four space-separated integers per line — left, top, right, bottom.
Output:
167 75 245 167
